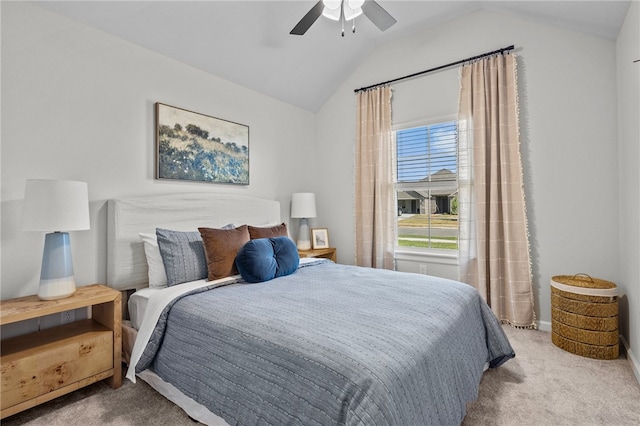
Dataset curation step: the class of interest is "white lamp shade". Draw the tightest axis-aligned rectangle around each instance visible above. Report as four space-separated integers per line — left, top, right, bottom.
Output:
291 193 317 219
22 180 90 232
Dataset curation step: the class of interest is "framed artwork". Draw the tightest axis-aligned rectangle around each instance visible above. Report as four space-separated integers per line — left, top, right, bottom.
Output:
156 102 249 184
311 228 329 249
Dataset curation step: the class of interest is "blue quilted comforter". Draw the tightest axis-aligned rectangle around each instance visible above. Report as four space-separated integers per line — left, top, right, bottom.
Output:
136 260 514 425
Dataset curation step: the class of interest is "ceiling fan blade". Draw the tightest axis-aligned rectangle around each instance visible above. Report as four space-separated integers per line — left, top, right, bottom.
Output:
362 0 397 32
290 1 325 35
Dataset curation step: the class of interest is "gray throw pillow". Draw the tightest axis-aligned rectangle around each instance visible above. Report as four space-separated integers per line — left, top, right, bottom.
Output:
156 224 233 286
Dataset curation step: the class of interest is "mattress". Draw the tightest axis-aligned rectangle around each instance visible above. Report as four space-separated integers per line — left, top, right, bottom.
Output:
128 287 160 330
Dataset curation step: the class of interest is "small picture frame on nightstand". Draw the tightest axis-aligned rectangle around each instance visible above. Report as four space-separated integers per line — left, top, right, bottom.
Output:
311 228 329 249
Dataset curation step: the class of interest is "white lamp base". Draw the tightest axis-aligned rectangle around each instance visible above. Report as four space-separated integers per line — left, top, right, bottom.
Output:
38 232 77 300
38 277 77 300
296 218 311 251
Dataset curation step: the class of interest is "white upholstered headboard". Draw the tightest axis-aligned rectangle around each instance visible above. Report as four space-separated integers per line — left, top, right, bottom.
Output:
107 193 281 291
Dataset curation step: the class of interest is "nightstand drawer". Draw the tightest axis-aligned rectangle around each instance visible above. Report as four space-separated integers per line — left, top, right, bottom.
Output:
1 320 113 411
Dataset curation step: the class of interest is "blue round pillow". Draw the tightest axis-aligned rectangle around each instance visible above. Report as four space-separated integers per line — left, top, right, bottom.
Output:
235 236 300 283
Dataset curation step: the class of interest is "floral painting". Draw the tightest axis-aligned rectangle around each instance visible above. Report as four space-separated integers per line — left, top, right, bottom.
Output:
156 103 249 184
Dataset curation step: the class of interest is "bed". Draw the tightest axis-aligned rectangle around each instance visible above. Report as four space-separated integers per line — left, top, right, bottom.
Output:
107 193 514 426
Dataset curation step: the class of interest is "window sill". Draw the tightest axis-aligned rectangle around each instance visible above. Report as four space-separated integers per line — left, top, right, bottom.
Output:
395 247 458 264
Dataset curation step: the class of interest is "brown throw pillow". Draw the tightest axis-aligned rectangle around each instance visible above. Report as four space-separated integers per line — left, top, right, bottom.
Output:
199 225 250 280
248 222 288 239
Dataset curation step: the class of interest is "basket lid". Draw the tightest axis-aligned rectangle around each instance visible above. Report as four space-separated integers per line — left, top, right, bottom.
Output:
551 274 617 297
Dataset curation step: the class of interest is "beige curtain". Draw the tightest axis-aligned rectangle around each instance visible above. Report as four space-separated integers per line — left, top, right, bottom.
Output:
354 86 395 269
458 53 536 328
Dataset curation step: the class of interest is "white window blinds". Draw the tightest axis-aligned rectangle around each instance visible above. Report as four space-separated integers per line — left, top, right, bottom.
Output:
396 121 457 189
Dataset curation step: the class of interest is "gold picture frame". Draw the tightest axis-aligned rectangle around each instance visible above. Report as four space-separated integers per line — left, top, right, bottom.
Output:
311 228 329 249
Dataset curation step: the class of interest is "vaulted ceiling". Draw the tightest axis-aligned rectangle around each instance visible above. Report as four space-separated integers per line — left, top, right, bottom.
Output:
33 1 631 112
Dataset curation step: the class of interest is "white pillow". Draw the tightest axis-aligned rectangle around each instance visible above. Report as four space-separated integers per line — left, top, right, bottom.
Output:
139 233 168 288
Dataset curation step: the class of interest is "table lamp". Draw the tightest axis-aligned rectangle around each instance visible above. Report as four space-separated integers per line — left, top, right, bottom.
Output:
22 179 90 300
291 193 316 250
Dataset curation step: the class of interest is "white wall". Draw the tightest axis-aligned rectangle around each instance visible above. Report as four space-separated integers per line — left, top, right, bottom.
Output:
616 0 640 383
317 9 621 330
0 2 316 299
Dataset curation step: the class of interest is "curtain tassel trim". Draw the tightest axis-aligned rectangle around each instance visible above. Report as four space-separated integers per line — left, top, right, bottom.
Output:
500 319 538 330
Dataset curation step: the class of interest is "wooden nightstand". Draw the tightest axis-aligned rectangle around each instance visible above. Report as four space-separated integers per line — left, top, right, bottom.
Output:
298 247 337 262
0 284 122 419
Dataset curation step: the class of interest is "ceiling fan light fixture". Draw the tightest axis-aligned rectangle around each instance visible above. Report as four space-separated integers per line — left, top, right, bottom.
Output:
343 6 363 21
322 0 341 10
322 7 341 21
290 0 395 36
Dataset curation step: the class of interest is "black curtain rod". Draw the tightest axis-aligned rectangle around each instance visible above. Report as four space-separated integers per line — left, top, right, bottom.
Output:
354 44 515 93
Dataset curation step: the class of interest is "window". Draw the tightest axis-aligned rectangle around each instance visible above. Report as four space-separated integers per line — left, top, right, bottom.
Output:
395 120 458 250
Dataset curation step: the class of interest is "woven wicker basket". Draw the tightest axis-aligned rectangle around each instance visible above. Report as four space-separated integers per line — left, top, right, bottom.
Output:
550 274 619 360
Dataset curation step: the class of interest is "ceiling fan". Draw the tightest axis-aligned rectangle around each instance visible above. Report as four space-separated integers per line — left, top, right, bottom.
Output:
290 0 397 36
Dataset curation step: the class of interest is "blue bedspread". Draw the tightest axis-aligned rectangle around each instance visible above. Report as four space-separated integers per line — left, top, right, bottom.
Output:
136 260 514 425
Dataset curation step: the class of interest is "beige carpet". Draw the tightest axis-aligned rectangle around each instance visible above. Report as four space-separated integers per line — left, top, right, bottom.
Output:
4 327 639 425
462 327 640 425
